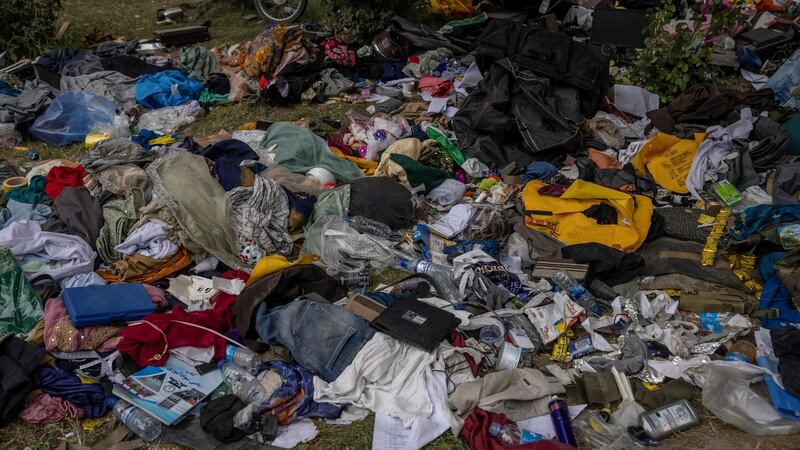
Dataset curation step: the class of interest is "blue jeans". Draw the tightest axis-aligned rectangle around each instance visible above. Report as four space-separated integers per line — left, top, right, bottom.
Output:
254 294 374 382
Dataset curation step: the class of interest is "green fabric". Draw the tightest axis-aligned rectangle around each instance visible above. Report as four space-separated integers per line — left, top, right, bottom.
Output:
308 185 350 229
0 247 43 337
440 12 489 37
146 152 244 270
199 89 229 105
426 125 466 165
6 175 48 204
262 122 363 182
96 189 144 265
179 46 223 82
389 153 451 192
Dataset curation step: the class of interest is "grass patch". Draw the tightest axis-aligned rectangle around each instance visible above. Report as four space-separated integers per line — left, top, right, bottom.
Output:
56 0 266 50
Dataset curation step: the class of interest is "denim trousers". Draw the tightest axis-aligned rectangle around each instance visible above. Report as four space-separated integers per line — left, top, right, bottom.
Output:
254 294 374 382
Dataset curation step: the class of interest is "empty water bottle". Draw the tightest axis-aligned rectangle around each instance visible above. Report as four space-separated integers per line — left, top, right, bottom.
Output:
398 258 462 304
552 269 603 316
345 216 392 238
109 397 163 442
489 422 542 445
339 270 371 287
221 363 271 405
226 344 260 372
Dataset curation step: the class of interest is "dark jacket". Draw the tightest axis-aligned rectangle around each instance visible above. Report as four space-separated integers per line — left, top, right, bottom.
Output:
0 334 45 426
232 265 346 339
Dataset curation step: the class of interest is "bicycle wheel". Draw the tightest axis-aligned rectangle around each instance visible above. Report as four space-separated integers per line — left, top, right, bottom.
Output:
254 0 307 23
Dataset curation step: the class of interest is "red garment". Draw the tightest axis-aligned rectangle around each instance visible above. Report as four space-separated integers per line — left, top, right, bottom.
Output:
756 0 783 10
321 38 356 67
419 76 454 97
538 184 567 197
19 393 84 424
448 330 479 376
118 271 248 366
45 165 86 200
461 408 577 450
327 130 357 156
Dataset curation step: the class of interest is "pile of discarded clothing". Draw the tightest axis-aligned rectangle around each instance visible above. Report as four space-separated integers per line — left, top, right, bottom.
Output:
1 0 800 449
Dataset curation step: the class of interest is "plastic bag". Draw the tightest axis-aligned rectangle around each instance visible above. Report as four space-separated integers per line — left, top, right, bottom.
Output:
573 409 644 450
0 123 21 148
346 112 409 161
93 114 131 139
701 361 800 435
29 91 117 146
300 215 397 275
524 292 584 344
0 247 43 337
138 100 203 134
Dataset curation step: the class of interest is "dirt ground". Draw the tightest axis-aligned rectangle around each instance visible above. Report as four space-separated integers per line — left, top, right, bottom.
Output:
2 1 800 449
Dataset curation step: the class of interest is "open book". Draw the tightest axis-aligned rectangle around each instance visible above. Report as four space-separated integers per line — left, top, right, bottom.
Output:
112 357 223 425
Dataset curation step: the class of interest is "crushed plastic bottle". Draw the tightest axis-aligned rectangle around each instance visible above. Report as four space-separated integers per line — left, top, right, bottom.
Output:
225 344 260 372
221 363 270 405
344 216 392 238
398 258 462 304
552 269 603 316
489 422 542 445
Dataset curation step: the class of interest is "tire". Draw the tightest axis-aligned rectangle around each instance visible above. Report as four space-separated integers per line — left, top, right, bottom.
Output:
254 0 308 23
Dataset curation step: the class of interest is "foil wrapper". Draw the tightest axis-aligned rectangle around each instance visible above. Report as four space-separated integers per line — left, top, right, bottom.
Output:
571 350 623 374
689 334 734 355
622 296 644 334
635 367 665 384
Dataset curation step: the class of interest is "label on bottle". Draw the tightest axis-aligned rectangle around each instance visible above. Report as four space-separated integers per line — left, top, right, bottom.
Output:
120 405 135 424
647 402 695 436
568 286 587 302
225 344 237 363
496 343 522 370
414 260 431 274
569 335 595 358
399 258 430 274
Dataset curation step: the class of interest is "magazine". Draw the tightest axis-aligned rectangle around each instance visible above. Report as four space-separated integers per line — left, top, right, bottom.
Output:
112 357 223 425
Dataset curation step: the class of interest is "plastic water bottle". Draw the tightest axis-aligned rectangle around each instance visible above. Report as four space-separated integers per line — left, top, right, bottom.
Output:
339 270 371 287
552 269 602 316
110 397 163 442
489 422 542 445
225 344 259 372
398 258 462 304
221 363 272 405
345 216 392 238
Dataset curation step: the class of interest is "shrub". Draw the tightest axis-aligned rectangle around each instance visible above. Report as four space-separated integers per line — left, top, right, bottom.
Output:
320 0 429 44
628 0 747 100
0 0 63 63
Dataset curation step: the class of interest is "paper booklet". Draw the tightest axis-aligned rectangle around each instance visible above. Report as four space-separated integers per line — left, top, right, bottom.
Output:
112 357 223 425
